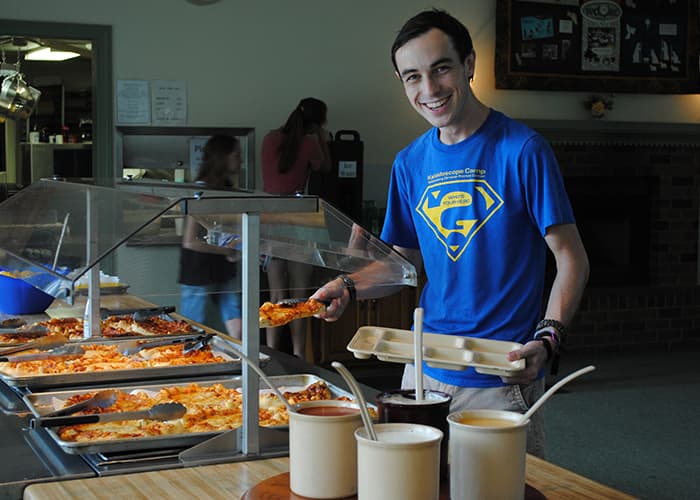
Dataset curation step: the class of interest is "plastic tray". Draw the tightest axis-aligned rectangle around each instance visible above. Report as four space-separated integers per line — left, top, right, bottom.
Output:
347 326 525 376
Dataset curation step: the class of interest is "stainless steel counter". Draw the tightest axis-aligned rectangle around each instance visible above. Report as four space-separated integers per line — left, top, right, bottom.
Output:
0 346 378 500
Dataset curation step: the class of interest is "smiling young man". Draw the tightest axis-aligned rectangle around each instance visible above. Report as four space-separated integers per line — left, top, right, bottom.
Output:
313 9 589 458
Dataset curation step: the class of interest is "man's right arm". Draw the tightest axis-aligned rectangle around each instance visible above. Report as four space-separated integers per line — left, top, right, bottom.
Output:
312 245 422 322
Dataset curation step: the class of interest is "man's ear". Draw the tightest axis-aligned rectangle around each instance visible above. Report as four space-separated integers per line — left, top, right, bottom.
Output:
464 50 476 81
395 71 402 81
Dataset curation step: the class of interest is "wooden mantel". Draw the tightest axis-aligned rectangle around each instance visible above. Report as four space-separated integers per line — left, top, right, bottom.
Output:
523 119 700 148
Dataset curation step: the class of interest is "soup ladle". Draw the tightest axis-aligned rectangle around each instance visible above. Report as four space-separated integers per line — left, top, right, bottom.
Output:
516 364 596 426
332 361 377 440
233 346 296 414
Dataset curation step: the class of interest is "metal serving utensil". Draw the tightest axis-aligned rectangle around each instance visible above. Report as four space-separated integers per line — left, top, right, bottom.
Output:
117 334 212 356
0 333 69 358
31 402 187 428
0 343 83 363
42 389 118 418
0 325 50 337
277 298 331 307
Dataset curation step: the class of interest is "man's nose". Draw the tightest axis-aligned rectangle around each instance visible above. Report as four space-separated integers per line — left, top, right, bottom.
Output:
421 75 440 96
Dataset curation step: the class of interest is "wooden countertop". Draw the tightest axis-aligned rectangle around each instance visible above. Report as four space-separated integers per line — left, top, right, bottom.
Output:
23 455 635 500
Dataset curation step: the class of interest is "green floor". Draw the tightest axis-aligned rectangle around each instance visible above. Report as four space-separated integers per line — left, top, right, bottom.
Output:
544 349 700 500
353 348 700 500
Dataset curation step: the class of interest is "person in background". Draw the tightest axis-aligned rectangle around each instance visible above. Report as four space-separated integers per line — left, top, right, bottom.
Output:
179 135 242 339
312 9 589 457
261 97 332 358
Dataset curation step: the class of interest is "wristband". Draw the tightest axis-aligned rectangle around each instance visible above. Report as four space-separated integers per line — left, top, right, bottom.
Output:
532 337 553 362
336 274 357 301
534 327 560 351
536 319 566 339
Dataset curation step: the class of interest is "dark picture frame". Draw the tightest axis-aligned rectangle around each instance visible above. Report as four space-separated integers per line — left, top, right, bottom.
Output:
494 0 700 93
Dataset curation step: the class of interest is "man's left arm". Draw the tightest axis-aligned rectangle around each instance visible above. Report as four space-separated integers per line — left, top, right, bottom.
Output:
504 223 589 384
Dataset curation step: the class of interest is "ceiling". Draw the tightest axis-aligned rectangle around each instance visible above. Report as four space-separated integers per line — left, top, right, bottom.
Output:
0 36 92 62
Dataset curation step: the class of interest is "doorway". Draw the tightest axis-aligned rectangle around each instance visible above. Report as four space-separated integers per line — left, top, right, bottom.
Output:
0 20 112 189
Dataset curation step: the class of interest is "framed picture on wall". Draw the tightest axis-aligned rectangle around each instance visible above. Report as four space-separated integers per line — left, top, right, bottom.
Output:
494 0 700 93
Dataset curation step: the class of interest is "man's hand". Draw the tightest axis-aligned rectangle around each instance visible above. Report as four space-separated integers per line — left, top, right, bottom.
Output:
310 277 349 322
501 340 550 385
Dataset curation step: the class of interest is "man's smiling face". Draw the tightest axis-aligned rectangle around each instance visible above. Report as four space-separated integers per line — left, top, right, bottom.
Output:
394 28 474 140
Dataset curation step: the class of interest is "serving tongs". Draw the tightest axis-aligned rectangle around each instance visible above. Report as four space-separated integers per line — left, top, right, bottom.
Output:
31 402 187 428
101 306 176 321
277 298 331 307
0 333 69 359
42 389 118 418
117 333 214 356
0 325 50 337
0 343 83 363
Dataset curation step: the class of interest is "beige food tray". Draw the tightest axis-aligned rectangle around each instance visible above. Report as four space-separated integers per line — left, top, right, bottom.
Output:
347 326 525 376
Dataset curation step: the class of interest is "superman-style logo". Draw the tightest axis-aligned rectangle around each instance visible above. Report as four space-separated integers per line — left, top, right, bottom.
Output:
416 179 503 261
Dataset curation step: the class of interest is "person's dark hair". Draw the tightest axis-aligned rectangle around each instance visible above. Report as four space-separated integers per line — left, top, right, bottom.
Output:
390 9 474 73
276 97 327 174
196 134 240 188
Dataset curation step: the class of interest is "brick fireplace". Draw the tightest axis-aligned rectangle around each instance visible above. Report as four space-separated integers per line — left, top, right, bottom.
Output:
528 120 700 354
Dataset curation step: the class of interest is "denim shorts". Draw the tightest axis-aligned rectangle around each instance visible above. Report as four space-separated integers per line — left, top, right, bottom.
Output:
401 364 546 458
180 282 242 323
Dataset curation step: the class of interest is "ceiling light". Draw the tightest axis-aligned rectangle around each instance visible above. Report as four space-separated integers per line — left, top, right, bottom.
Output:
25 47 79 61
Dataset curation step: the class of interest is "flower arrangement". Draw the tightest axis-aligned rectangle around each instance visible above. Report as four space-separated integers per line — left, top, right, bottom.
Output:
583 94 614 118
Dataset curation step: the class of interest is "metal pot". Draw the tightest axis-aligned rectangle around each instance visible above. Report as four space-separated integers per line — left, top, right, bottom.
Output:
0 71 40 120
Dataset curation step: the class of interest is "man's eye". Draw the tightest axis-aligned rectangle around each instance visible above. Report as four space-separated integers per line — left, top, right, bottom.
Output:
435 65 451 74
404 74 419 83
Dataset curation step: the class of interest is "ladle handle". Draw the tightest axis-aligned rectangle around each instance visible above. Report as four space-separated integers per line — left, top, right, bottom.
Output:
519 365 596 425
332 361 377 441
234 348 295 414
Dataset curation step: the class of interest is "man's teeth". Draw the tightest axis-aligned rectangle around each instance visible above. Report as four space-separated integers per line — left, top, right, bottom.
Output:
424 98 448 110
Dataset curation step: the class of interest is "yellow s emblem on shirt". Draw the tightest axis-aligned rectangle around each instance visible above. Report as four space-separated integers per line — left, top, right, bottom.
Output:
416 179 503 261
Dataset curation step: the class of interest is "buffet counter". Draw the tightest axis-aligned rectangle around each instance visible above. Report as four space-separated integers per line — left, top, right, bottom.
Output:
0 296 634 500
21 455 635 499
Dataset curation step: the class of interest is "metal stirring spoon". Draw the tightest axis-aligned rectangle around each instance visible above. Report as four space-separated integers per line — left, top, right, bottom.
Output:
332 361 377 440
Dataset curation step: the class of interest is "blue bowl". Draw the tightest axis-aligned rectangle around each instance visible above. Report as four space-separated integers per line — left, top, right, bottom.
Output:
0 273 55 315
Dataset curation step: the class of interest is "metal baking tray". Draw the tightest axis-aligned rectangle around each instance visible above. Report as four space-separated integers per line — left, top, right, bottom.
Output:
0 314 205 347
347 326 525 376
23 374 358 455
0 335 262 389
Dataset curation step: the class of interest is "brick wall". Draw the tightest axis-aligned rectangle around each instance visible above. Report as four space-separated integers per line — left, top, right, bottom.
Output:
549 140 700 354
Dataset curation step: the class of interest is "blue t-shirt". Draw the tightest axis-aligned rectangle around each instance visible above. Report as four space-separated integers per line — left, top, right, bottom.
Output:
381 110 574 387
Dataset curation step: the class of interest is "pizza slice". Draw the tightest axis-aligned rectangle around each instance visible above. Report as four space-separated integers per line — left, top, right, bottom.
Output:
259 298 328 328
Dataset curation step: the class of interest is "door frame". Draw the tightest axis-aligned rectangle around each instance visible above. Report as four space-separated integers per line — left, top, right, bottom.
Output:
0 20 113 187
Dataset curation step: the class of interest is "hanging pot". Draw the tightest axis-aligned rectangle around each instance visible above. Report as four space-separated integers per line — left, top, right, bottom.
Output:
0 71 41 120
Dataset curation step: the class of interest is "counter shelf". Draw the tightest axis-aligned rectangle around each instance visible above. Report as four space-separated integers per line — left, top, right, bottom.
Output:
0 334 254 389
22 373 368 456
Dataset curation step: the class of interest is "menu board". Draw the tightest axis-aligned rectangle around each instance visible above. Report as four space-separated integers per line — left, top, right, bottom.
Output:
495 0 700 93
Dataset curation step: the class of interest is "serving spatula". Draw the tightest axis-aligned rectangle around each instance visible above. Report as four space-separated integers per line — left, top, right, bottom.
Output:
31 402 187 428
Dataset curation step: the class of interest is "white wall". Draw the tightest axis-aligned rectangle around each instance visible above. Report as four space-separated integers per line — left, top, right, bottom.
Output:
6 0 700 202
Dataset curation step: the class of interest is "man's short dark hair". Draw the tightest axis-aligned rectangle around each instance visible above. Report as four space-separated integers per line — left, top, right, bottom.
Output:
390 9 474 72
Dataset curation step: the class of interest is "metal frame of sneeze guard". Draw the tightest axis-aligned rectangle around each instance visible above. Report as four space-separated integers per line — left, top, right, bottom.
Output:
0 180 417 463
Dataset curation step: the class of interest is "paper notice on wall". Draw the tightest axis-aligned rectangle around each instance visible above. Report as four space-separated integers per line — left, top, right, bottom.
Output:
151 80 187 126
116 80 150 124
580 0 622 72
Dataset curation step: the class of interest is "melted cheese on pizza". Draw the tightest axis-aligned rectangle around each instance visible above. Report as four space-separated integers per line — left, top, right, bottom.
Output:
259 299 326 328
54 381 352 442
0 343 227 377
